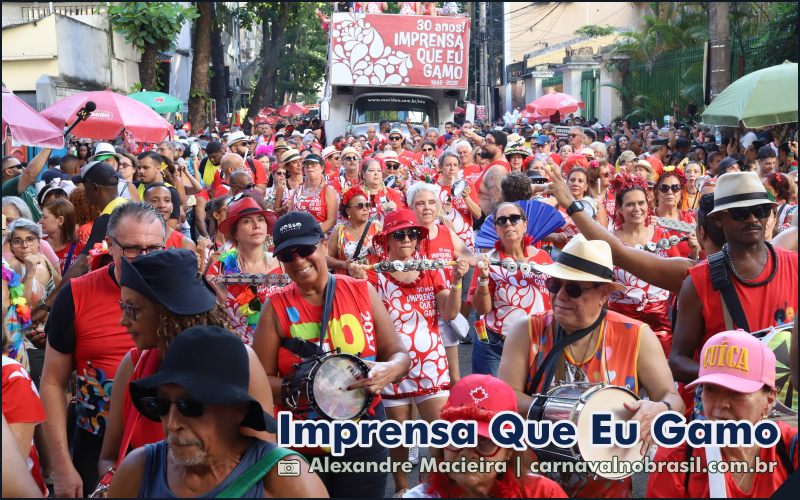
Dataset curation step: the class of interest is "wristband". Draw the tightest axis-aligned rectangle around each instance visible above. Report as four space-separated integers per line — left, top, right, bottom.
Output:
477 277 490 287
450 283 462 290
660 400 672 412
37 300 51 313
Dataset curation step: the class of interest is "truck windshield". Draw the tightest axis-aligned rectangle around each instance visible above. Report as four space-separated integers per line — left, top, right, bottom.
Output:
353 95 437 125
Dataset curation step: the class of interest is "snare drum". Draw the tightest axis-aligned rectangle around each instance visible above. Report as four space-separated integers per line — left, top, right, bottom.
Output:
281 352 374 420
530 383 644 480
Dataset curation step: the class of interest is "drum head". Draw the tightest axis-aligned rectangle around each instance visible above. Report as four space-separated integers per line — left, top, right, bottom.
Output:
576 386 644 478
311 355 371 420
452 179 466 198
384 175 397 188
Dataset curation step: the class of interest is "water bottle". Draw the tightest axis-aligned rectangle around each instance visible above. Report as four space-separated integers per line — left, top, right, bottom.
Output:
715 129 722 145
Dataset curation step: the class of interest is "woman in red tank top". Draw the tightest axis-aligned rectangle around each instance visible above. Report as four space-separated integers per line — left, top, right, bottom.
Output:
289 154 337 233
609 174 681 354
98 249 274 486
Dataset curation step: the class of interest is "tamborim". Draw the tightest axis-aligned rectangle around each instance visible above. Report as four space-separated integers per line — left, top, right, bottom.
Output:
753 325 797 416
529 383 644 479
452 179 467 198
281 352 374 420
384 175 397 188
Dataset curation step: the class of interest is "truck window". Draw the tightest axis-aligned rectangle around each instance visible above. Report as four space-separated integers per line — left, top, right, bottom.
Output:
353 95 438 126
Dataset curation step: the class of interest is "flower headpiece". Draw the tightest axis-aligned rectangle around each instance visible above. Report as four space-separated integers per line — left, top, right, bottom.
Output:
610 172 649 195
341 186 367 207
659 166 686 187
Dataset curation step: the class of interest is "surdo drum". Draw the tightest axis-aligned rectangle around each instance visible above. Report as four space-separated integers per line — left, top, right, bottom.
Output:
528 383 645 480
281 351 374 420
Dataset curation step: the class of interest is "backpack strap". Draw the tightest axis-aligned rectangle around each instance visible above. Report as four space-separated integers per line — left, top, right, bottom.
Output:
708 250 750 332
776 432 797 475
246 158 259 180
215 446 304 498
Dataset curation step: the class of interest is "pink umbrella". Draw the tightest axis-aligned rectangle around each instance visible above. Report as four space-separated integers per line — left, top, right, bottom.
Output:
526 92 585 116
258 106 277 116
40 90 174 143
520 109 548 121
277 102 309 118
2 86 65 148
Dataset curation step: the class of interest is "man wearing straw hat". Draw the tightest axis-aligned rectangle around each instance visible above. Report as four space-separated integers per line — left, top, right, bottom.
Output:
671 171 798 385
498 234 683 498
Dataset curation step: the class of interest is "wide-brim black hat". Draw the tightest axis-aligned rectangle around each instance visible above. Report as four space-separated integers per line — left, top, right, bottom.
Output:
120 249 217 316
129 325 277 432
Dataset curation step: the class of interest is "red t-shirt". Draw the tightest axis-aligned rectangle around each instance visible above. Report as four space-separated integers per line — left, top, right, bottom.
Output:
244 158 268 186
688 246 798 343
475 159 511 193
438 181 479 252
2 356 48 496
52 240 86 275
647 421 797 498
366 186 405 226
330 175 363 196
660 210 697 258
461 164 483 186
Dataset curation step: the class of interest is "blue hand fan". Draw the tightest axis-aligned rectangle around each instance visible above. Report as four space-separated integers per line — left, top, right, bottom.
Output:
474 199 565 249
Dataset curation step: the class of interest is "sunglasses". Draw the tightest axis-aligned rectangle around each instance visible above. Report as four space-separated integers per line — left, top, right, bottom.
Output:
727 204 773 221
657 184 682 194
422 147 434 152
331 155 341 161
390 228 420 241
343 156 359 161
139 396 205 419
385 163 400 171
545 277 599 299
494 214 524 226
276 244 317 263
446 437 501 458
273 171 286 177
238 183 256 191
390 136 403 141
118 300 143 321
350 202 372 210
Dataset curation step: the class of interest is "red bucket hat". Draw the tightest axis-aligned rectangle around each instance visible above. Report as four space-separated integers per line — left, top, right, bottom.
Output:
217 197 272 239
376 208 429 245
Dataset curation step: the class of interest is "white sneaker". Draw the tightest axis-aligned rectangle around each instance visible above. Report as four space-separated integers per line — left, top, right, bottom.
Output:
408 446 419 465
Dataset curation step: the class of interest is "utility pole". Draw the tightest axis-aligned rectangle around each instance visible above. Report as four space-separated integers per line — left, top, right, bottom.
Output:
708 2 731 102
479 2 488 119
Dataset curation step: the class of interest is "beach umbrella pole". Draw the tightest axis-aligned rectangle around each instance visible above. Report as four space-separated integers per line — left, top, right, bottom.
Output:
63 101 96 137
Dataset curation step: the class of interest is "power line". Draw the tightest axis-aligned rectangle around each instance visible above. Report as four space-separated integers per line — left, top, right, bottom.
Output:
508 3 563 43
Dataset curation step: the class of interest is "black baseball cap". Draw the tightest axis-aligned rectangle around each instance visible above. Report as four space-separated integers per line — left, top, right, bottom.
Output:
302 153 324 165
72 161 119 186
272 212 324 255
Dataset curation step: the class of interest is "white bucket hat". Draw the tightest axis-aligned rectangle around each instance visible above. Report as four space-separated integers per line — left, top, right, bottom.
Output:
533 234 626 291
226 130 249 147
709 171 775 214
88 142 123 162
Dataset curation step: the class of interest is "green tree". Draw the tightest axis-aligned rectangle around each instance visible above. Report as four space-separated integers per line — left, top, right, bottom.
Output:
108 2 199 92
574 24 616 39
188 2 212 132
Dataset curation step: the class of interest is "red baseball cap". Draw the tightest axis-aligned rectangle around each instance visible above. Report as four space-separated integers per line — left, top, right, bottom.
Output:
441 374 517 438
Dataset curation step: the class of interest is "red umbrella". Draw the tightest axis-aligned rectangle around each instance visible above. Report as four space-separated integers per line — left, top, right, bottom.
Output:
277 102 309 118
256 113 282 125
258 106 277 116
40 90 174 143
526 92 585 116
2 86 65 148
454 106 465 115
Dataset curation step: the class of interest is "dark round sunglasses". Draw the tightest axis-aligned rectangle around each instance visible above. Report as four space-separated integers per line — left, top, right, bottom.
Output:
545 277 600 299
727 204 772 221
657 184 682 194
390 228 421 241
494 214 524 226
139 396 205 419
276 244 317 263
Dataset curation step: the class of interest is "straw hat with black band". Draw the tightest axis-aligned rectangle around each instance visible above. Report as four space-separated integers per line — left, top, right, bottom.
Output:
280 149 301 165
533 234 625 291
709 171 776 214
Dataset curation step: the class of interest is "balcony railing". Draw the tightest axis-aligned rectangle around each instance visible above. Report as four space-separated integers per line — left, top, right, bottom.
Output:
16 2 107 22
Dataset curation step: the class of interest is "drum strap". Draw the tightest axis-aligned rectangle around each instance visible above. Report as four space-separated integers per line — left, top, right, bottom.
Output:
319 275 337 347
528 308 608 396
280 275 337 357
351 219 373 262
708 251 751 332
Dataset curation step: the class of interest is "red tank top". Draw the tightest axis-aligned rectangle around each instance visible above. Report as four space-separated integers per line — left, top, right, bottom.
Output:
120 349 164 452
71 265 135 436
474 160 511 193
164 230 185 249
290 183 331 224
421 224 456 284
688 246 798 343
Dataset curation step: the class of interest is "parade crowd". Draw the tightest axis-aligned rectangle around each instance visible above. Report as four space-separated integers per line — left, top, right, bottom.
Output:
2 110 798 498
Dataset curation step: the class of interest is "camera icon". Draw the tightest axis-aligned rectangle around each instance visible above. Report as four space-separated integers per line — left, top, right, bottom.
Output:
277 459 301 477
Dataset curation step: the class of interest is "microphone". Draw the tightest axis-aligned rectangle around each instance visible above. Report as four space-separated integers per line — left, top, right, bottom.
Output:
64 101 96 137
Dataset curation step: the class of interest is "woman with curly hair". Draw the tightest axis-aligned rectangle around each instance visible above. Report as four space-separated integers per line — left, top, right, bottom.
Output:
327 186 382 277
765 172 797 233
609 174 681 355
653 168 698 259
97 249 274 488
68 185 100 245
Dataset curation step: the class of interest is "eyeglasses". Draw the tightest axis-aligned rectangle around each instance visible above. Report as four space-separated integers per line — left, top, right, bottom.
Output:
545 277 599 299
237 183 256 191
110 235 164 259
119 162 134 168
658 184 682 194
331 155 341 161
385 163 400 171
343 156 359 161
446 437 501 458
273 171 287 177
390 136 403 141
118 300 143 321
494 214 524 226
727 204 773 221
139 396 205 419
10 236 38 247
422 147 435 152
349 202 372 210
390 228 420 241
276 244 317 263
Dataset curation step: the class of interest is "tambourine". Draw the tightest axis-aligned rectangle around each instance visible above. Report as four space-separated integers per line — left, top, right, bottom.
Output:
361 259 456 273
452 179 467 198
384 175 397 188
212 273 293 287
653 217 695 233
477 258 538 274
633 235 687 253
